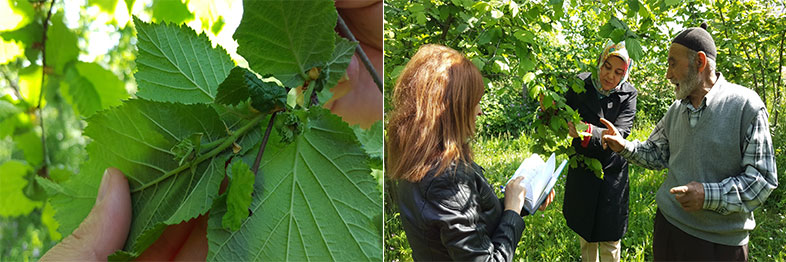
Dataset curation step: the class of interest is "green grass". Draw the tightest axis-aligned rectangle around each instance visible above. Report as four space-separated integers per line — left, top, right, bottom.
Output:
384 122 786 261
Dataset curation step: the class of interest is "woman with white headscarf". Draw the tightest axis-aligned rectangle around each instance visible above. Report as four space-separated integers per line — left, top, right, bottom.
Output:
561 40 638 262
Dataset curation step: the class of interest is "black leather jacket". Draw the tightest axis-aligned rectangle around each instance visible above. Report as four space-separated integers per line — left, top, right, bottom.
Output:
396 162 526 261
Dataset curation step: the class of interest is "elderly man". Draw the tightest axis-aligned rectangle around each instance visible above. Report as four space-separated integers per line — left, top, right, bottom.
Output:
599 23 778 261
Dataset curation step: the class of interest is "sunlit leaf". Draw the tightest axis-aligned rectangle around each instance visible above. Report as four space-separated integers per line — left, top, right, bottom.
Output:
0 160 41 217
625 37 644 61
0 0 34 32
151 0 194 25
62 62 129 117
233 0 337 87
45 13 79 75
133 17 235 104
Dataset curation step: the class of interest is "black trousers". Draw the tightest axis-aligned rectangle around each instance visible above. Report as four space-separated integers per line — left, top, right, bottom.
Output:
653 209 748 261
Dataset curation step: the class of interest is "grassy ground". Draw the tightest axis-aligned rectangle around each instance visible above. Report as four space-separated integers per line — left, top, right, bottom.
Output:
384 122 786 261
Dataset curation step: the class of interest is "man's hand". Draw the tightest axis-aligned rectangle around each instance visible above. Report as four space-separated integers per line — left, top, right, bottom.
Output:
599 118 625 152
669 182 705 211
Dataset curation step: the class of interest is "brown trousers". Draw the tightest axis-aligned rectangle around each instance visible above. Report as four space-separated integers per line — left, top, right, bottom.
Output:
653 209 748 261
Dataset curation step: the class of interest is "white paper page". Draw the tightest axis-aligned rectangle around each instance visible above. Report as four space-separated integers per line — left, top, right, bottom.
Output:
535 159 568 210
524 153 554 210
506 154 543 208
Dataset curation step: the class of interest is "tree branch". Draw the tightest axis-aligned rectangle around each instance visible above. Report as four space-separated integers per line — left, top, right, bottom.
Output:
132 113 265 193
251 111 278 175
37 0 56 176
337 15 383 93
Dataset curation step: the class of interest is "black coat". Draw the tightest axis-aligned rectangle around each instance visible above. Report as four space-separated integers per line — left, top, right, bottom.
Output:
396 162 526 261
562 72 637 242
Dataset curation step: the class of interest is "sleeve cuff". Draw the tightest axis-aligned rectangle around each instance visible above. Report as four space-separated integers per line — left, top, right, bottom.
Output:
501 209 526 232
702 182 722 211
580 122 592 148
619 140 635 158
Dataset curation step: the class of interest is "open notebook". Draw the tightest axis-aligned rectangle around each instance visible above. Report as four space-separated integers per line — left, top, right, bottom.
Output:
506 153 567 215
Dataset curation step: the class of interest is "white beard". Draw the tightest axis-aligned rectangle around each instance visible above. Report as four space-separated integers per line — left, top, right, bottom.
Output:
674 67 701 100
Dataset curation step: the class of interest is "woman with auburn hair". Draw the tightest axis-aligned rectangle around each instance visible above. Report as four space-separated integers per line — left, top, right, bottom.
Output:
388 44 554 261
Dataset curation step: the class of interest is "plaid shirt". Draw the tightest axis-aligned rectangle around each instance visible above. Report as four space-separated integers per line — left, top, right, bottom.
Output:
620 97 778 215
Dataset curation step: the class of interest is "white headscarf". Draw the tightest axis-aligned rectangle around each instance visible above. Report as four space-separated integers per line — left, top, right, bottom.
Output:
591 40 633 97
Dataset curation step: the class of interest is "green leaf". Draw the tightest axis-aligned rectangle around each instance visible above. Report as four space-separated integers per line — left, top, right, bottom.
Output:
216 66 288 113
41 202 62 241
207 108 382 261
133 17 235 104
0 21 42 62
151 0 194 24
248 74 287 113
352 120 382 160
13 130 42 167
625 37 645 61
0 99 19 118
62 62 129 117
46 13 79 75
665 0 680 6
317 36 357 94
0 160 41 217
586 157 604 179
514 29 536 44
222 158 255 231
216 67 252 106
610 28 626 43
233 0 337 86
598 22 614 38
627 0 640 17
51 100 235 258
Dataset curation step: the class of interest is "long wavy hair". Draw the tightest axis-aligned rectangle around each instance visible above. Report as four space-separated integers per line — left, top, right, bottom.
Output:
387 44 485 183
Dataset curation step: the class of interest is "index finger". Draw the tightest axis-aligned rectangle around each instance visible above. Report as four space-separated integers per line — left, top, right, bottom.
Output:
599 118 618 134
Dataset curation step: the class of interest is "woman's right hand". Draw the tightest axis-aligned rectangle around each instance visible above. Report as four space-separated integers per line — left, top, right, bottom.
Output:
503 176 527 214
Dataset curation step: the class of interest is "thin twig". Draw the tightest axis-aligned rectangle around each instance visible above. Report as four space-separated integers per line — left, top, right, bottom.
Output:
37 0 56 176
132 114 265 193
336 15 383 93
251 111 278 175
0 69 22 99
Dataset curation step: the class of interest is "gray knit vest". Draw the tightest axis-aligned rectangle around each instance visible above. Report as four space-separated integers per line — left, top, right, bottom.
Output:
656 75 764 246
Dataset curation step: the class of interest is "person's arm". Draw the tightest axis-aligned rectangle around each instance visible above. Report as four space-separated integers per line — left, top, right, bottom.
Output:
702 109 778 214
606 116 670 170
426 177 525 262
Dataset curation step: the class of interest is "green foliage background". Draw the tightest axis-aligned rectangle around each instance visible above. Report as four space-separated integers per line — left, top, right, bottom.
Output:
384 0 786 260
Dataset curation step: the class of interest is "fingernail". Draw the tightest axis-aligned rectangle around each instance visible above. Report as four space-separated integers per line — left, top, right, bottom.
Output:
97 169 112 203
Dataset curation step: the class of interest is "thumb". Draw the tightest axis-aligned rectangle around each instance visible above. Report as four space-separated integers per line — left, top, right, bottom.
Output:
670 185 689 195
41 168 132 261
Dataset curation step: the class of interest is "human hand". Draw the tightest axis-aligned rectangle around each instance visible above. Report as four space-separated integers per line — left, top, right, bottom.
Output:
669 181 705 211
325 0 383 129
40 168 209 261
599 117 625 152
538 189 555 211
504 176 527 214
567 122 579 138
41 168 131 261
